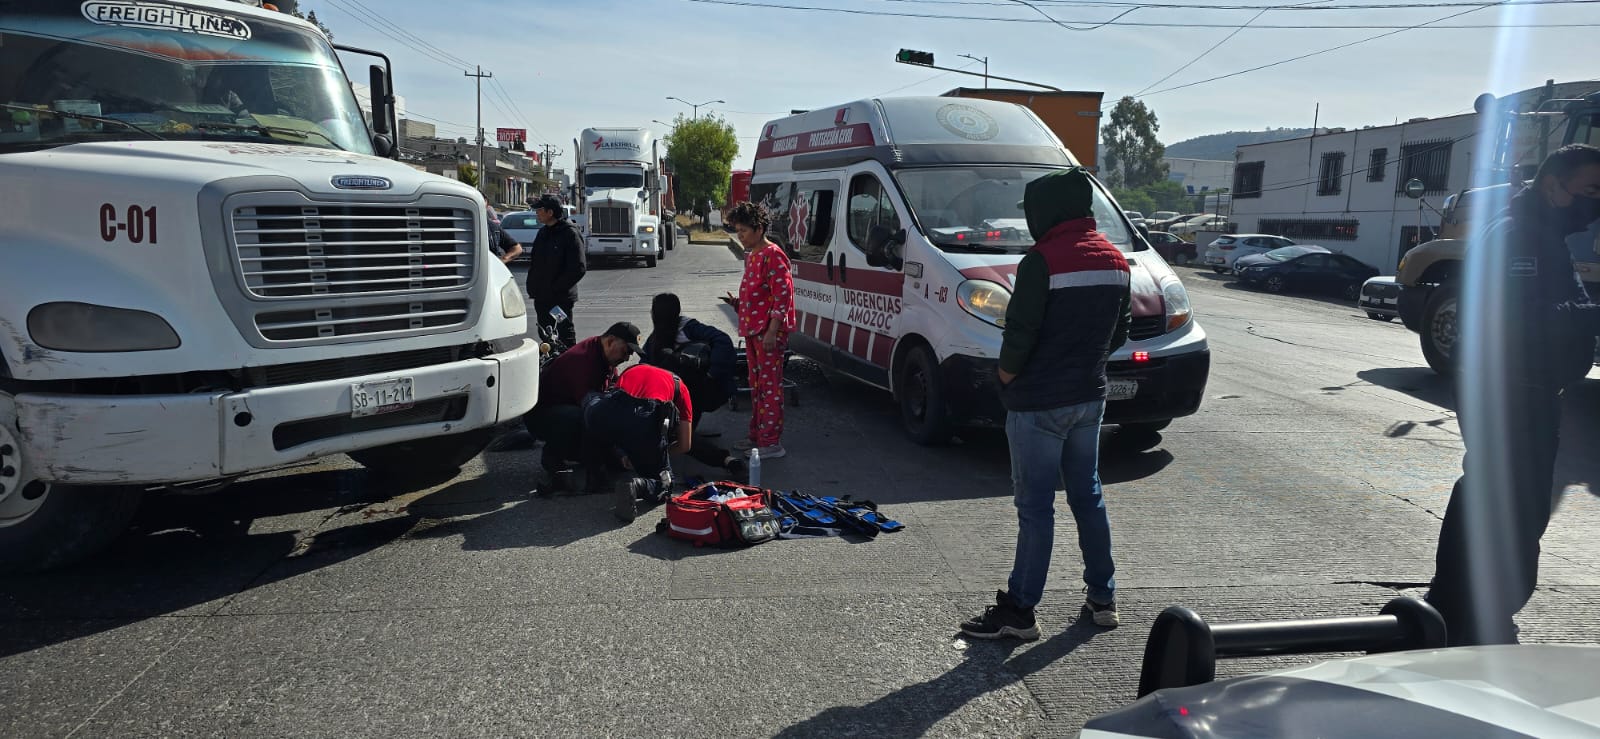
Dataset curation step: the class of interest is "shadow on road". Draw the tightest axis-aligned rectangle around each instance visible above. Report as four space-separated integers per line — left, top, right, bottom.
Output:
775 622 1104 737
1355 366 1457 410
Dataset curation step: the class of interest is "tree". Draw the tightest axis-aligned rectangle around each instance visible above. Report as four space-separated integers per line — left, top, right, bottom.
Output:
1100 97 1168 189
1111 187 1157 218
457 163 478 188
290 7 334 39
664 114 739 212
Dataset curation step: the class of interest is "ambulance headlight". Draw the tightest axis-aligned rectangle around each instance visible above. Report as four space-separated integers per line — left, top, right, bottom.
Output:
957 280 1010 327
500 278 527 319
27 302 180 352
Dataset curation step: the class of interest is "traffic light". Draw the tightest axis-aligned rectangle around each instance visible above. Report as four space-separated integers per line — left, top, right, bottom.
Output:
896 49 934 66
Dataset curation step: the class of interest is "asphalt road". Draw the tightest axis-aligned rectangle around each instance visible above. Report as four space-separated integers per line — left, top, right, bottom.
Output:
4 233 1598 737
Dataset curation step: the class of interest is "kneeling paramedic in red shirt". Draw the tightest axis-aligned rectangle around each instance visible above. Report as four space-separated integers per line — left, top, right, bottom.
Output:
583 363 694 523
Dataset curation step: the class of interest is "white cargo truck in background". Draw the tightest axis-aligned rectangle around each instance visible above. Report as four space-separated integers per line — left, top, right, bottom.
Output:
574 127 669 267
0 0 540 571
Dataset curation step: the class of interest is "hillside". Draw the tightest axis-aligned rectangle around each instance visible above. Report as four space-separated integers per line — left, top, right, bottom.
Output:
1165 128 1318 161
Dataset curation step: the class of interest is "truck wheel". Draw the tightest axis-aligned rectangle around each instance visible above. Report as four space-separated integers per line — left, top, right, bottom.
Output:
1420 283 1460 377
896 345 953 445
0 398 141 573
664 224 675 250
646 255 658 268
347 428 494 478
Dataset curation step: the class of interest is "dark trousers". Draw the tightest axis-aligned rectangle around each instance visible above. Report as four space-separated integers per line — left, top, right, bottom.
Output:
535 298 577 348
1426 383 1561 646
685 384 731 468
524 404 587 474
583 392 673 482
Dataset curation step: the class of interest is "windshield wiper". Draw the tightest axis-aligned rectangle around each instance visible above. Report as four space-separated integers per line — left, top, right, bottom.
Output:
0 103 165 141
935 241 1010 254
194 121 345 150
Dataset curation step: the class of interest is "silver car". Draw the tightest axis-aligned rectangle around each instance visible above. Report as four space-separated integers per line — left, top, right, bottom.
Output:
1202 233 1297 273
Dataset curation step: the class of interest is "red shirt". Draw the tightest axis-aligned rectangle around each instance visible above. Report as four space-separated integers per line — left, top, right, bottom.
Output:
616 364 693 424
737 242 796 338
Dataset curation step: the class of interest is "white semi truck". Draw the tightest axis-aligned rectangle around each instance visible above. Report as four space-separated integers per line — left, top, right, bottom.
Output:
0 0 541 571
574 127 669 267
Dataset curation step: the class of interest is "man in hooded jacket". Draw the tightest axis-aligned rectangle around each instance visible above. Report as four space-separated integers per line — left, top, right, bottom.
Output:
961 167 1132 641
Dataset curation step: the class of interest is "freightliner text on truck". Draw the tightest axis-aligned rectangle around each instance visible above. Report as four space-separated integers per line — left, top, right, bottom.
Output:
1396 89 1600 374
574 127 668 267
0 0 541 571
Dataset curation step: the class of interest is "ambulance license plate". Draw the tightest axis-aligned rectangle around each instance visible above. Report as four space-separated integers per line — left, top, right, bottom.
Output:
351 378 415 418
1107 379 1138 401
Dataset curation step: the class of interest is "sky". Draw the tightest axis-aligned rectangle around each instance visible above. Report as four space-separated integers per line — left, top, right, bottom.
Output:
310 0 1600 174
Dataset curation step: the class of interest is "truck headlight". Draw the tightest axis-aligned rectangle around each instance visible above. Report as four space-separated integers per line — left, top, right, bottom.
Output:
1163 281 1192 331
638 225 656 234
500 278 527 319
27 302 180 352
957 280 1010 327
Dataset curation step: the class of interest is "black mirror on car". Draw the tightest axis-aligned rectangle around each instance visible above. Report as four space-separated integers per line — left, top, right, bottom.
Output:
370 134 393 157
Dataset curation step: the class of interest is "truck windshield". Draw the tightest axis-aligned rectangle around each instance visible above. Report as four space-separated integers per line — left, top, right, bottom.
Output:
586 172 645 189
0 3 372 155
893 166 1134 254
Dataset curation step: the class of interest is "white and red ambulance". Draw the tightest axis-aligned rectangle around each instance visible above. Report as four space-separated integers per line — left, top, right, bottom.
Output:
749 97 1210 443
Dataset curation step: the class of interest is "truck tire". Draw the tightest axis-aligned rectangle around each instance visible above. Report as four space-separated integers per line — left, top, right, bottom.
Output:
0 398 141 573
896 345 953 445
1420 283 1460 377
646 254 658 268
664 224 675 250
347 428 494 478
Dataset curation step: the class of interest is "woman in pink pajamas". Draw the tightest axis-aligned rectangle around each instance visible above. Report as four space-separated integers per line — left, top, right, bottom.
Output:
725 201 795 459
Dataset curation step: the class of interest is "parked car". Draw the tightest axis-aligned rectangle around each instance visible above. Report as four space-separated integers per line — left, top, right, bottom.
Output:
1146 231 1195 264
1359 275 1400 321
1170 214 1227 238
1234 246 1379 299
1203 233 1298 273
500 210 542 242
1150 212 1200 231
1151 210 1180 223
1124 210 1146 226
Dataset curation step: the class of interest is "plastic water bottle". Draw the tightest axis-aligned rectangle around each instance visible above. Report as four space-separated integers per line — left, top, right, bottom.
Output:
748 447 762 488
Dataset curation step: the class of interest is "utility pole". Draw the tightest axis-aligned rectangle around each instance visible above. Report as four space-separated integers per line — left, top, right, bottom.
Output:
667 96 725 119
540 144 561 181
465 66 493 198
958 54 989 88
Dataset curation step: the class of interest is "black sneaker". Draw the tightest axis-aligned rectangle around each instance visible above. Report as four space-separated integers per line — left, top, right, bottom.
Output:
1081 595 1119 628
960 590 1039 641
612 477 646 523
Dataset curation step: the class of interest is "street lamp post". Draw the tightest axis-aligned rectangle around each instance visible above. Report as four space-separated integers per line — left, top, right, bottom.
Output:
958 54 989 88
666 96 725 119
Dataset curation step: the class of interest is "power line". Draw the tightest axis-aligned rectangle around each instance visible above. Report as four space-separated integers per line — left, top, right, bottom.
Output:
1004 0 1141 30
682 0 1600 27
1245 131 1478 194
487 77 553 147
338 0 474 69
1122 0 1506 103
323 0 472 72
891 0 1599 9
874 60 981 95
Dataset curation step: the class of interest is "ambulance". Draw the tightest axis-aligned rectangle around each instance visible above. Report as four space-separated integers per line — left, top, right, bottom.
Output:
749 97 1210 443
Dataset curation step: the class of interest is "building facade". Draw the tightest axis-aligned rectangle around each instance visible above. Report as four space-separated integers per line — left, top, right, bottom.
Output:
1163 157 1234 196
1228 80 1600 271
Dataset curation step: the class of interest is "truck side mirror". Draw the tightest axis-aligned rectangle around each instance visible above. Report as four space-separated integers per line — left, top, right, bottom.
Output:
865 224 906 270
371 134 394 157
368 65 393 136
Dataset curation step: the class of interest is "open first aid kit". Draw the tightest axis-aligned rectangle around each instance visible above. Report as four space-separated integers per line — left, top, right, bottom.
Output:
658 481 905 548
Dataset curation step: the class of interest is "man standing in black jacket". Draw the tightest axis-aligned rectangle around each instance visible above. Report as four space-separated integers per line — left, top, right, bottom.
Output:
1427 144 1600 646
527 194 586 347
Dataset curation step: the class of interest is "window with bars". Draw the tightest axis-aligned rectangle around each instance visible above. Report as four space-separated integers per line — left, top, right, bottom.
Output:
1234 161 1265 199
1367 147 1387 182
1258 219 1360 241
1396 139 1453 195
1318 152 1346 196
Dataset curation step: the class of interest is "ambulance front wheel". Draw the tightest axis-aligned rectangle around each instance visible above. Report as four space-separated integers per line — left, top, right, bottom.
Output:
897 345 953 446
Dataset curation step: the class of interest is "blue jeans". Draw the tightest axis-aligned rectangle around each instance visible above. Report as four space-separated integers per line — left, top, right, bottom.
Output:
1005 399 1116 609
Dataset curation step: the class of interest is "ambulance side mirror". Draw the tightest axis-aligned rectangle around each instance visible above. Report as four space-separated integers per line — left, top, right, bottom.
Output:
865 225 905 270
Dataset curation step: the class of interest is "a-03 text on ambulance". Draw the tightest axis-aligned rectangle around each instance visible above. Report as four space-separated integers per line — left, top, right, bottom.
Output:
574 127 667 267
0 0 541 571
750 97 1210 443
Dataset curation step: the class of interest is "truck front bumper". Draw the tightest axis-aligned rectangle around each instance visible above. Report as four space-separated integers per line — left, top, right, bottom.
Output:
15 338 541 485
586 236 653 258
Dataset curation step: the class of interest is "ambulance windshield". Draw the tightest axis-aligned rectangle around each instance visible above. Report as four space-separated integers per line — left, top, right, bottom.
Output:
894 166 1133 254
